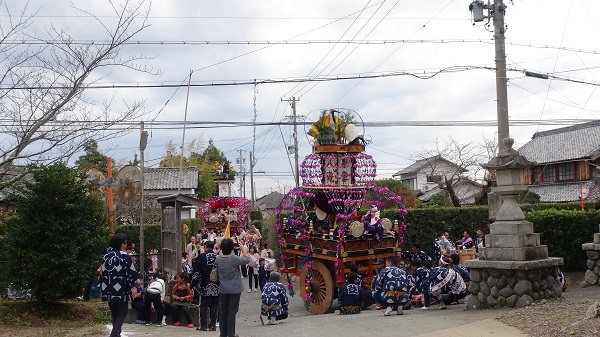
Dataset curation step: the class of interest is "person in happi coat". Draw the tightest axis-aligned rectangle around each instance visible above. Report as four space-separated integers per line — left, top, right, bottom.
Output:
260 271 289 325
337 272 363 315
372 256 412 316
421 256 466 310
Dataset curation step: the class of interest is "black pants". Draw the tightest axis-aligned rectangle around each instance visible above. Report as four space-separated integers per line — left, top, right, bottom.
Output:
173 304 193 324
200 295 219 329
247 267 258 290
131 300 146 321
108 301 129 337
219 293 241 337
144 292 163 324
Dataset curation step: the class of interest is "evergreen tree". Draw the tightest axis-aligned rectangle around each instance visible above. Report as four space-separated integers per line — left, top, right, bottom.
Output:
75 140 113 176
4 163 109 302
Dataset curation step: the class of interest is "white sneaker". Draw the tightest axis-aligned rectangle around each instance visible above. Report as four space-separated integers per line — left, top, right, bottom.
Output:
253 289 258 292
267 317 277 325
248 289 252 293
383 306 393 316
216 322 219 327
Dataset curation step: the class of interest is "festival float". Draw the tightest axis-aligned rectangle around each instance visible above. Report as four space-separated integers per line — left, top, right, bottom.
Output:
276 108 408 314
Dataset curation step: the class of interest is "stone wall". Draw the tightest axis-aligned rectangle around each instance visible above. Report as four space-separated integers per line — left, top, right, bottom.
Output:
466 266 563 310
581 226 600 287
582 250 600 286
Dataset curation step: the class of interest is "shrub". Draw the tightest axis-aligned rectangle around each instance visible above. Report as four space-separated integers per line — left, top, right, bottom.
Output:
526 209 600 270
3 163 109 302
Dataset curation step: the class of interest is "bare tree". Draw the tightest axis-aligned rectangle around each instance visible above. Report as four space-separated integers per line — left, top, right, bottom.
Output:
415 138 486 207
0 0 158 190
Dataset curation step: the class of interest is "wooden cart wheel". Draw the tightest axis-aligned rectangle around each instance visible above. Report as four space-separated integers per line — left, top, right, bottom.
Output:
300 260 334 314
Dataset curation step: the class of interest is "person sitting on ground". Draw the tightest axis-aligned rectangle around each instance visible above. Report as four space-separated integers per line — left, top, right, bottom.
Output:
401 243 432 265
260 271 289 325
171 272 195 328
409 259 430 307
409 260 429 292
131 275 146 324
446 254 470 304
346 264 365 289
421 257 467 310
337 272 363 315
372 256 412 316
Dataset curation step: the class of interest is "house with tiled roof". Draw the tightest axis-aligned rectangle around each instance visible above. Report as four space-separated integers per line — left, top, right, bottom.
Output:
518 120 600 202
144 167 200 218
144 167 199 196
418 178 485 205
392 155 483 206
392 155 468 193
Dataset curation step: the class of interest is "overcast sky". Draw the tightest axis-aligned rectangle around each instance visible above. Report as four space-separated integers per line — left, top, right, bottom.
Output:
5 0 600 199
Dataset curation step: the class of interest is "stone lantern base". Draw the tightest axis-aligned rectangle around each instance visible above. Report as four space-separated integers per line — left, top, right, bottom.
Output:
465 258 563 310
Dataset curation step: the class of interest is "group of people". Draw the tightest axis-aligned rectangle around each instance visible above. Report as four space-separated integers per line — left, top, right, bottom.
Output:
100 232 288 337
333 230 480 317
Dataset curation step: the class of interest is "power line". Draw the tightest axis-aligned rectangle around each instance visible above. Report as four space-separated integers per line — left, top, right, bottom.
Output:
3 38 599 55
1 118 592 129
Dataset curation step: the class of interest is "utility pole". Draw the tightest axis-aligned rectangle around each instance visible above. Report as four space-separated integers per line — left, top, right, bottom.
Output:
139 121 148 277
281 96 300 187
236 149 246 198
470 0 509 154
249 151 255 210
492 0 509 155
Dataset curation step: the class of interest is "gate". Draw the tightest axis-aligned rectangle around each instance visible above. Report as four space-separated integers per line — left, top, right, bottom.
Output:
156 194 205 279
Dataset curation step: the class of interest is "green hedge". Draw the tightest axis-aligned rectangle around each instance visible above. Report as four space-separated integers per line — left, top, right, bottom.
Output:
381 206 490 249
380 205 600 271
115 224 162 253
526 209 600 270
116 219 205 254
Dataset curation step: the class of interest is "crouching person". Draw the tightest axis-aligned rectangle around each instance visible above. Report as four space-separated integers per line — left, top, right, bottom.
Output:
260 272 289 325
337 272 363 315
373 256 411 316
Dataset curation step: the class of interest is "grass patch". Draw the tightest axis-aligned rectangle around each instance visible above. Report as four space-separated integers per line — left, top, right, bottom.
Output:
0 299 108 335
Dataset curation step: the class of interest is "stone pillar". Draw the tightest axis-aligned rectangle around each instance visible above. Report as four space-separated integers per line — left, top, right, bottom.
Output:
581 224 600 287
465 139 563 309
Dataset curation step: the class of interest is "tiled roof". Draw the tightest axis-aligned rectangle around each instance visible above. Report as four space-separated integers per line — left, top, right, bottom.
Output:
526 180 599 203
518 120 600 164
392 155 467 176
144 167 198 190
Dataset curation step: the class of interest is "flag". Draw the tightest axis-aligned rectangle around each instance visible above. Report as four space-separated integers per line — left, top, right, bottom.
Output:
225 223 231 238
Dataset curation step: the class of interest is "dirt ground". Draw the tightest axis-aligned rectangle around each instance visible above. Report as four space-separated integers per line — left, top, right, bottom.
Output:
498 286 600 337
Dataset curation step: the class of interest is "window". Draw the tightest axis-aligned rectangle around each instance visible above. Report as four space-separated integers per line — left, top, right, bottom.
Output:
401 179 415 190
542 165 555 182
558 163 574 181
426 175 442 183
531 167 541 184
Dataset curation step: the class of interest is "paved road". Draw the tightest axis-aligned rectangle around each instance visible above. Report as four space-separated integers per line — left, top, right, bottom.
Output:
116 285 528 337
